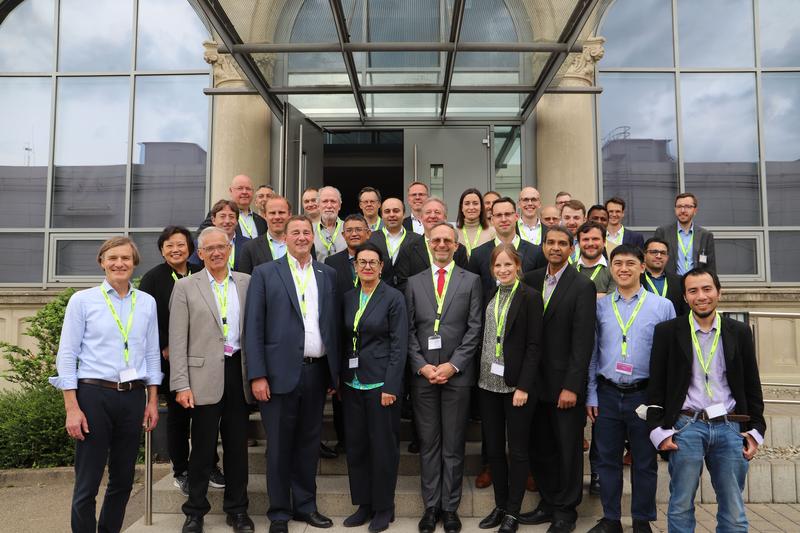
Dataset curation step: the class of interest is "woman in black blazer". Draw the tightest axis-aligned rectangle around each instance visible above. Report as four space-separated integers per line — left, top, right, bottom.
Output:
477 243 543 533
341 242 408 532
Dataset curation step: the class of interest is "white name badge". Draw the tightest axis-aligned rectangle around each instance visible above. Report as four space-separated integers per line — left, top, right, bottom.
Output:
428 335 442 350
348 357 359 369
119 367 138 383
705 402 727 419
490 362 505 377
699 254 708 264
223 344 234 356
615 361 634 376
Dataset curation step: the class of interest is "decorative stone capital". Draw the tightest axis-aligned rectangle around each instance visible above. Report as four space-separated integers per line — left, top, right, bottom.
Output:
253 53 277 84
562 36 606 87
203 40 247 88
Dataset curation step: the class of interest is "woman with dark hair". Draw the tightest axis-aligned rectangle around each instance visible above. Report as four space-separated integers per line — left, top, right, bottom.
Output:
456 188 494 258
341 241 408 532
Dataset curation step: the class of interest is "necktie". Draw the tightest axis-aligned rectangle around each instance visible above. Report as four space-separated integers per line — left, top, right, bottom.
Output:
437 268 446 297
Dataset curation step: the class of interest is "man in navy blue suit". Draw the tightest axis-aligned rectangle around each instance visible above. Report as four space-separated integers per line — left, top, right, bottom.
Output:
245 215 341 533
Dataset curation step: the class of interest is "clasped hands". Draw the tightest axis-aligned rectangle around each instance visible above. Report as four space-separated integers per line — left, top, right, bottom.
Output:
419 363 456 384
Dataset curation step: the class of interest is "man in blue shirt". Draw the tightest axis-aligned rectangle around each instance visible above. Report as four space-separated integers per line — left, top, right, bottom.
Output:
586 244 675 533
50 237 162 533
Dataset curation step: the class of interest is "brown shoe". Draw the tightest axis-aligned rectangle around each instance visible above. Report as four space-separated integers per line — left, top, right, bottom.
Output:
583 438 590 451
475 465 492 488
526 474 538 492
623 450 633 465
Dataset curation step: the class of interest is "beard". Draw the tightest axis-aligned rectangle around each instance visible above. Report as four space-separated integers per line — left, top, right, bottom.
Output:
692 307 716 318
321 211 337 225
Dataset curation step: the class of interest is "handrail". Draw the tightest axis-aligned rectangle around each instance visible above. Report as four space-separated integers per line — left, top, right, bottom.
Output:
145 429 152 525
764 399 800 405
748 311 800 318
763 383 800 388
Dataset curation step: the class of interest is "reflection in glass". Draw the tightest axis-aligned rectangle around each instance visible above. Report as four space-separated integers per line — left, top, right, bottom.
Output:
680 74 760 226
770 232 800 282
0 0 54 72
131 76 208 228
0 78 50 227
599 73 678 226
715 239 757 276
763 73 800 226
367 93 439 117
445 93 523 117
368 0 438 68
52 77 129 228
58 0 133 71
455 0 517 70
137 0 209 70
677 0 753 67
287 0 362 71
288 94 359 117
494 126 521 200
759 0 800 67
0 234 44 282
131 233 160 276
600 0 673 67
55 240 105 276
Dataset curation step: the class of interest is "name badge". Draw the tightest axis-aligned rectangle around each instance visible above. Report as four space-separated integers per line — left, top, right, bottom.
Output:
490 362 505 377
699 253 708 264
705 402 727 419
119 367 138 383
224 344 234 356
428 335 442 350
348 357 359 369
615 361 634 376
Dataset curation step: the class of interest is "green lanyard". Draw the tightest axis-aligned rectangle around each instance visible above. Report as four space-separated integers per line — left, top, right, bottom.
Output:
212 276 230 337
383 227 406 260
608 226 624 245
568 246 580 264
518 221 541 245
494 235 521 249
689 311 722 398
228 242 235 269
542 277 555 312
462 225 482 257
240 214 255 238
432 264 453 335
370 217 383 231
494 280 519 357
170 270 191 282
101 288 137 364
611 290 648 358
677 228 693 271
350 257 359 287
317 220 343 256
288 258 313 317
267 234 280 259
352 282 379 352
578 264 603 281
644 273 668 297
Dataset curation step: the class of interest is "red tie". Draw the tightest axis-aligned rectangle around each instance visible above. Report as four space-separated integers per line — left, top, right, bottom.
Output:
437 268 446 297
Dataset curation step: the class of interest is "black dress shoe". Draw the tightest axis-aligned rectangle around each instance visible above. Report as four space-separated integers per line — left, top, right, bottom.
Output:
269 520 288 533
587 518 622 533
295 511 334 528
182 515 203 533
632 519 653 533
408 440 420 454
344 505 373 527
418 507 440 533
442 511 462 533
589 473 601 496
498 514 518 533
368 508 395 532
226 512 255 533
517 507 553 525
546 519 576 533
319 442 338 459
478 507 505 529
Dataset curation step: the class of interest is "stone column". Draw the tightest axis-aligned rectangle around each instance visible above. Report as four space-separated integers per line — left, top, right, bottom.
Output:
203 41 272 204
535 36 605 209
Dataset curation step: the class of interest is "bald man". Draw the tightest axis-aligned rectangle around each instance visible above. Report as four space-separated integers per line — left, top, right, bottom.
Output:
517 187 543 245
198 174 268 239
540 206 561 230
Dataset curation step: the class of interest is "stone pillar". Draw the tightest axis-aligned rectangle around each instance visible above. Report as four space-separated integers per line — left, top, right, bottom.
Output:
535 36 605 209
203 41 272 204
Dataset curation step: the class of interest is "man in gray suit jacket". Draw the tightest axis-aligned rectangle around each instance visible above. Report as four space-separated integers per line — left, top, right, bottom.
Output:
169 227 254 533
654 192 716 275
405 222 483 533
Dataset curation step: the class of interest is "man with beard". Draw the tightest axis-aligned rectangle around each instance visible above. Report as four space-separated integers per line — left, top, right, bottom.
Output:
576 222 615 298
561 200 586 265
314 186 347 262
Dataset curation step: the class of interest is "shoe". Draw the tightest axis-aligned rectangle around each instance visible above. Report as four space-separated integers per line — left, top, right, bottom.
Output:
475 465 492 489
546 519 576 533
623 450 633 465
295 511 333 528
589 473 600 496
632 519 653 533
498 514 518 533
526 473 537 492
583 438 590 451
442 511 462 533
369 508 395 532
478 507 505 529
247 438 258 447
408 440 420 454
517 507 553 525
334 441 347 454
182 515 203 533
587 518 622 533
344 505 373 527
269 520 288 533
320 442 338 459
173 472 189 497
208 466 225 489
418 507 440 533
226 513 255 533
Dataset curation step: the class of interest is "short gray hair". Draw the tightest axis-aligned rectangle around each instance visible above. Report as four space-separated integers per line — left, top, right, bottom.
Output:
198 226 229 249
318 185 342 202
422 196 448 217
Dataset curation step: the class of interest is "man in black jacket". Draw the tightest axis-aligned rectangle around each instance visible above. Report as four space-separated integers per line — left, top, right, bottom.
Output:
647 268 765 532
238 196 290 274
641 237 688 316
369 197 422 288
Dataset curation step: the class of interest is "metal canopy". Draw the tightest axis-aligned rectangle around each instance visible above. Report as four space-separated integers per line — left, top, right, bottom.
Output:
195 0 601 125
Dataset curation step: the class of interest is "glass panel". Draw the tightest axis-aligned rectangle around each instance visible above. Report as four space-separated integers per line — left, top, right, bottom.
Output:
287 0 363 43
0 78 50 227
131 232 160 277
599 73 678 227
288 93 359 117
600 0 673 67
0 233 44 283
0 0 55 72
770 231 800 282
366 93 439 117
459 0 518 42
131 75 208 228
55 239 104 276
367 0 439 66
366 70 440 86
368 52 439 70
58 0 133 72
680 74 760 226
763 73 800 226
280 53 354 84
494 126 521 199
136 0 210 70
430 164 443 200
52 77 129 228
677 0 754 68
715 238 757 276
759 0 800 67
445 93 524 117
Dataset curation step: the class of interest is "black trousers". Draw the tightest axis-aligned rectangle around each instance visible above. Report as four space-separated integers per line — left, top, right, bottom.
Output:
332 394 346 444
71 383 144 533
479 388 535 515
164 391 221 477
529 401 586 523
342 386 401 511
260 358 328 521
183 352 250 517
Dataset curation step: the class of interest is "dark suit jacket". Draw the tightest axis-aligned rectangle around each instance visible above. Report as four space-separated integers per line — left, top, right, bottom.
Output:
485 283 543 391
646 315 766 438
621 227 645 249
368 230 422 288
402 216 413 232
654 221 716 274
325 249 358 301
393 236 468 294
523 265 597 403
244 256 340 394
238 236 275 275
641 271 688 316
198 210 268 239
342 282 408 396
468 239 546 305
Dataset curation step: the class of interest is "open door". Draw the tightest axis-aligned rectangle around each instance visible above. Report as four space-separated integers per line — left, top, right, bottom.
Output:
280 102 324 214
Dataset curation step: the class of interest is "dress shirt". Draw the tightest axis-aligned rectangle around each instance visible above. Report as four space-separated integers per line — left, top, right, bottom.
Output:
494 234 521 248
587 287 675 406
677 223 694 275
314 219 346 261
411 215 424 235
207 269 241 354
368 217 383 232
643 271 667 296
607 225 625 245
430 260 455 289
288 254 325 358
518 219 542 245
50 281 163 390
384 228 405 264
543 262 569 301
267 232 287 259
239 210 259 239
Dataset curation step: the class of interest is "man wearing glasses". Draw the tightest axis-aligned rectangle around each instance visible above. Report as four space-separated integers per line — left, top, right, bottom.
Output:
197 174 268 240
517 187 543 246
359 186 384 232
654 192 716 275
641 238 688 316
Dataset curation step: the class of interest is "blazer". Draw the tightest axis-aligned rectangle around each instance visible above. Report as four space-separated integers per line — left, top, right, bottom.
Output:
342 282 408 396
393 235 468 294
238 236 275 275
168 269 253 405
646 315 766 438
405 265 483 387
138 261 203 351
368 229 423 288
654 221 716 274
467 239 547 305
325 249 358 300
484 283 543 392
198 210 268 239
621 227 645 249
402 216 414 232
641 271 689 316
188 233 247 272
523 265 597 403
244 256 340 394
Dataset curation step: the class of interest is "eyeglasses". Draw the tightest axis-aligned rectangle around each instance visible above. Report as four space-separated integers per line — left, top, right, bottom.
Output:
519 197 540 203
646 249 668 256
360 199 379 205
430 237 455 245
344 227 367 234
231 186 253 192
675 204 696 210
202 244 230 253
356 259 381 268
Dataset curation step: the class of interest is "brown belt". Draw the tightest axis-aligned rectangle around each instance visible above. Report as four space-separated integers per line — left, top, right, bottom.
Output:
680 409 750 423
78 378 145 391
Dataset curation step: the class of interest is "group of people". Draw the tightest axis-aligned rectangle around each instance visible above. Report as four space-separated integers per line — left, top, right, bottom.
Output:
50 173 765 533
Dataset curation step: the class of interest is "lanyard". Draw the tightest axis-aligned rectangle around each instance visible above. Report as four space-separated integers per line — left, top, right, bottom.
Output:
267 234 284 259
240 214 255 238
608 226 624 245
352 282 379 352
542 277 555 312
611 290 648 358
101 288 136 364
383 227 406 260
432 264 453 335
644 273 668 297
494 280 519 357
350 257 359 287
170 269 191 282
462 225 482 257
288 258 313 317
518 221 541 245
689 311 722 398
317 220 343 256
578 264 603 281
212 276 230 337
228 242 235 269
568 246 580 264
370 217 383 231
677 228 693 271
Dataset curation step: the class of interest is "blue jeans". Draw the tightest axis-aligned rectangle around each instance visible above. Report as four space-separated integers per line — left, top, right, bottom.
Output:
667 414 749 533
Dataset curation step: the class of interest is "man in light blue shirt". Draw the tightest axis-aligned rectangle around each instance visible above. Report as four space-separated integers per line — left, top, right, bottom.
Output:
50 237 162 533
586 244 675 533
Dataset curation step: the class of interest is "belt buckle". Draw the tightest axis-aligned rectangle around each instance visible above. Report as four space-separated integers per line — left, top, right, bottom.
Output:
116 381 131 392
